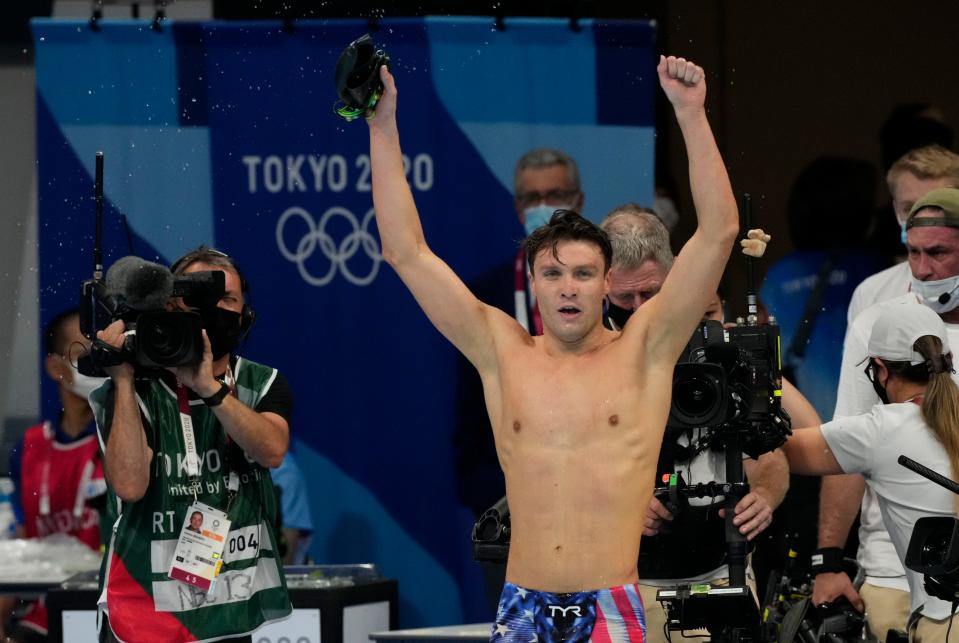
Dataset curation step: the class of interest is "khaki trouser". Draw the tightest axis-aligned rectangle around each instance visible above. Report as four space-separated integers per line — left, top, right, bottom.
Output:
860 582 911 640
638 571 757 643
909 612 959 642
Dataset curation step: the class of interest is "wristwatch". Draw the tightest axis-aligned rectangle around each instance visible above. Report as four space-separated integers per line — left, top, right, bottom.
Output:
202 381 231 407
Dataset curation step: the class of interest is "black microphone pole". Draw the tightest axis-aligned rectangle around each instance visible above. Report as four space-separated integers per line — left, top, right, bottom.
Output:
724 191 759 588
94 151 104 280
899 455 959 495
743 193 759 326
78 151 115 345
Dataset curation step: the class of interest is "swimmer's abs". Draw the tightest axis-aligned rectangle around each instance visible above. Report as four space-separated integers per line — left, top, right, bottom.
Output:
506 535 642 593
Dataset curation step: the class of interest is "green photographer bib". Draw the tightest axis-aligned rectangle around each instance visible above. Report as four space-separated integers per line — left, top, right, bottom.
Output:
90 357 291 643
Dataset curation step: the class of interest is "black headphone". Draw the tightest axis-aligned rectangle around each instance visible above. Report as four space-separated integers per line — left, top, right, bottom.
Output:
170 247 256 336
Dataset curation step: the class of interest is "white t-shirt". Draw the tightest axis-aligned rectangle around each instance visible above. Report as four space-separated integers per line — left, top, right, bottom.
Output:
846 262 911 325
835 295 959 589
840 263 912 588
821 402 956 619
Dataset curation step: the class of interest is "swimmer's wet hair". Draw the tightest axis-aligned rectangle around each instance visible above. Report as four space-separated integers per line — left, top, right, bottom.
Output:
523 209 612 273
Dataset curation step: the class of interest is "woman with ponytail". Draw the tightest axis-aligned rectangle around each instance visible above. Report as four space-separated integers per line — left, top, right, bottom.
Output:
783 299 959 642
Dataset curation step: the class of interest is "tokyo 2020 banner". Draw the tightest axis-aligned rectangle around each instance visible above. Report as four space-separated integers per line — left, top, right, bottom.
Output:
33 17 655 626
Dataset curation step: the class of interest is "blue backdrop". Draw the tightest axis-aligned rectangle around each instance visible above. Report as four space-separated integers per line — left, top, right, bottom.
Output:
33 17 656 626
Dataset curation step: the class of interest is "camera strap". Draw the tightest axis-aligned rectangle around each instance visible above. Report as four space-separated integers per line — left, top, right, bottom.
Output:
175 369 240 507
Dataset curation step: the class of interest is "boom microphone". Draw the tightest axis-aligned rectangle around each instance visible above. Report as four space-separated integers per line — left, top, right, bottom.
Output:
105 256 174 311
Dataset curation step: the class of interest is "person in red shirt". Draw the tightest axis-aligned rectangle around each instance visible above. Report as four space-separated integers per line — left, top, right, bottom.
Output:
1 309 107 642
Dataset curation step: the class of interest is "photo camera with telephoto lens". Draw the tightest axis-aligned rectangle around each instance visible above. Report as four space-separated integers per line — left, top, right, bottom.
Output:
78 256 225 375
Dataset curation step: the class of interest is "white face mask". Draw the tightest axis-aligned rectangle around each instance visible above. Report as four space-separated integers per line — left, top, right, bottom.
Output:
523 203 574 237
66 363 107 400
911 274 959 314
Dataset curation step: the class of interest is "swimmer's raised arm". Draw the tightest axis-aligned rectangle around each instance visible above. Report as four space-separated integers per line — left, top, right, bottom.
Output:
367 67 506 371
634 55 738 364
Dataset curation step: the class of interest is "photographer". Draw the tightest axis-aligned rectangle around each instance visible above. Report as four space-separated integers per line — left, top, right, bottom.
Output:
782 300 959 642
90 247 292 643
600 208 814 641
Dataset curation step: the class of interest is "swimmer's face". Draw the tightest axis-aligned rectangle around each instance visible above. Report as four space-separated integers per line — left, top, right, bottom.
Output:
190 512 203 530
530 239 609 343
607 260 668 311
703 293 724 322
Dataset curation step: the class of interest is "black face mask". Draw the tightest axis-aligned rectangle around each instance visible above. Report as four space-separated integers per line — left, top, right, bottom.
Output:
605 299 635 330
200 307 243 360
864 361 890 405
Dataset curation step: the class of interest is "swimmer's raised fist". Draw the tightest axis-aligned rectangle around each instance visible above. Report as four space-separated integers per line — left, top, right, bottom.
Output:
657 55 706 112
366 65 398 132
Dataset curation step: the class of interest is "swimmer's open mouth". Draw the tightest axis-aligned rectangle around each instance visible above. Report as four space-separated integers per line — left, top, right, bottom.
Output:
558 305 581 316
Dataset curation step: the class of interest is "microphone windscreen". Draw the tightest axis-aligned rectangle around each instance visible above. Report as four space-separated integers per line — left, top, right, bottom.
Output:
105 256 174 311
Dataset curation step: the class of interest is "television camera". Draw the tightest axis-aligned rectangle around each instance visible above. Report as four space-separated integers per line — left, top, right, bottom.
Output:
76 153 225 376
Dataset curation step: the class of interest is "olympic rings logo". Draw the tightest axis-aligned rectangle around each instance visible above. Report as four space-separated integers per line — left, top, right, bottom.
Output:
275 205 383 287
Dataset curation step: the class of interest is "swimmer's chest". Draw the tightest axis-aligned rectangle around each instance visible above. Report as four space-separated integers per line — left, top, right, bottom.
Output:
496 350 662 444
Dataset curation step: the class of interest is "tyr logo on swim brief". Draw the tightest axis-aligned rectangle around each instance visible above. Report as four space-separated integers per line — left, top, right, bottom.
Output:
547 605 582 618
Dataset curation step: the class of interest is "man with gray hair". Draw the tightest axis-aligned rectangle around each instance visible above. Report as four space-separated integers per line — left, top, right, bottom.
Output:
513 148 584 236
600 208 797 642
510 148 585 334
600 205 675 329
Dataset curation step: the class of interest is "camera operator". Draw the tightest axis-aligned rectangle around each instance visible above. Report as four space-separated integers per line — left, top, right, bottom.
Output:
783 300 959 642
600 207 817 642
90 247 292 643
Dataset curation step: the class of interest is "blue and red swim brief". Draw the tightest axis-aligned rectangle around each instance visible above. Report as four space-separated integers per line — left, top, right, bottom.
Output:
491 581 646 642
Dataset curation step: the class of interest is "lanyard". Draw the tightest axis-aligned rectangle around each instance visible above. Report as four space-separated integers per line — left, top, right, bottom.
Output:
176 368 241 506
514 249 543 335
176 383 202 498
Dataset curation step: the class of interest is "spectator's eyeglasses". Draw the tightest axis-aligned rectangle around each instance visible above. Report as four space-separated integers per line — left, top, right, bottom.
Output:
515 189 580 208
